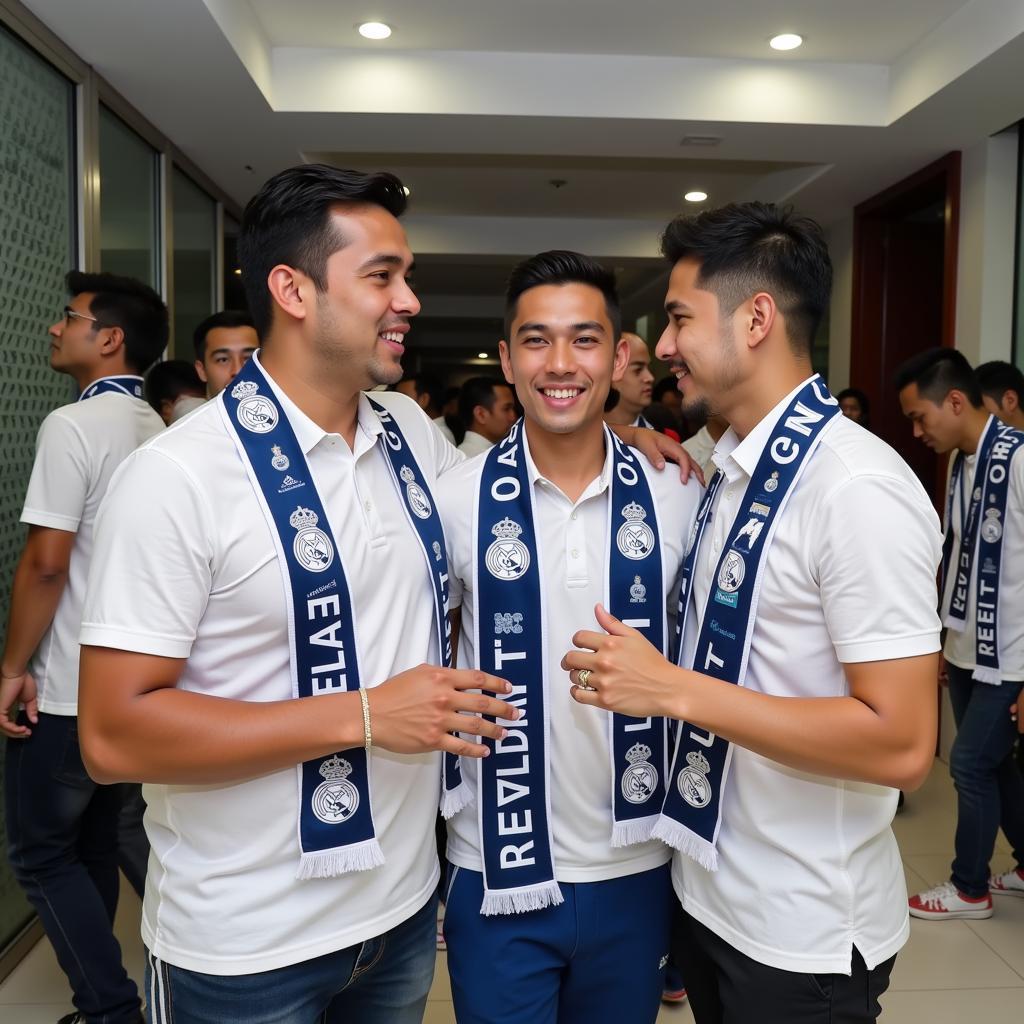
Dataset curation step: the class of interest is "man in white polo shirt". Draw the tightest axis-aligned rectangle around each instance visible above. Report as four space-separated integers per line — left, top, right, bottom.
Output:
897 348 1024 917
439 251 700 1023
77 165 518 1024
563 202 942 1024
1 271 167 1024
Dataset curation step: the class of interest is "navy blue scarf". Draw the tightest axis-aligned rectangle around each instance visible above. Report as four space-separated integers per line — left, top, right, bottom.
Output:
472 421 667 913
221 357 452 877
654 377 840 870
941 416 1024 683
78 375 143 401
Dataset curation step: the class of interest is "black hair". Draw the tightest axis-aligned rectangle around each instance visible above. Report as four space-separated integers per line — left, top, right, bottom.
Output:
237 164 408 339
66 270 168 374
893 348 983 407
404 372 445 414
652 376 681 402
193 309 257 362
144 359 205 413
835 387 871 427
458 376 509 429
975 360 1024 405
504 250 621 342
659 201 831 355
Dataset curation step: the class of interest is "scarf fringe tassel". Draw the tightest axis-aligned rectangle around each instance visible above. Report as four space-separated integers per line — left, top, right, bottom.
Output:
480 881 564 916
296 839 385 880
440 781 472 820
611 815 659 848
973 666 1002 684
651 817 719 873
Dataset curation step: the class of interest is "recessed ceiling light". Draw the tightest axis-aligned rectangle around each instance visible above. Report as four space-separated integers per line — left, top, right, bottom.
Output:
770 33 803 51
358 22 392 40
684 191 708 203
233 268 242 275
477 352 488 359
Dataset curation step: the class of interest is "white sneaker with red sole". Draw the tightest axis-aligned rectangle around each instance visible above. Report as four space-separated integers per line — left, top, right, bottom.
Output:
989 867 1024 897
909 881 993 920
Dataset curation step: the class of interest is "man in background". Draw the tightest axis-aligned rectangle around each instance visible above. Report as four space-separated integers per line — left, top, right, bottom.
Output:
145 359 206 425
976 361 1024 431
456 376 517 457
193 309 258 397
397 371 456 444
604 332 655 428
1 271 167 1024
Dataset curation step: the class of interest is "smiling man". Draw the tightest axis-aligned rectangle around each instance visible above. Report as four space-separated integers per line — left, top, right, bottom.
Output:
76 165 519 1024
562 203 943 1024
438 251 700 1024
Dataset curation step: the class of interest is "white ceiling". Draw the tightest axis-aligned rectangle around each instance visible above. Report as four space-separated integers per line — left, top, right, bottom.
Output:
18 0 1024 345
250 0 965 63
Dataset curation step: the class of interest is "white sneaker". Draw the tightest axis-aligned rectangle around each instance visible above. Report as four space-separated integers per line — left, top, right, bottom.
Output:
908 881 993 920
989 867 1024 897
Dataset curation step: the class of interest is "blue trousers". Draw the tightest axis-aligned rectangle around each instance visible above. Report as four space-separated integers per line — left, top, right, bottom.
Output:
947 665 1024 897
5 712 142 1023
145 893 437 1024
445 863 673 1024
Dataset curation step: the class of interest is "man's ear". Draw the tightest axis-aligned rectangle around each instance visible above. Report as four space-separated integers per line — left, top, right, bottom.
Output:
195 359 208 383
499 339 514 386
746 292 778 350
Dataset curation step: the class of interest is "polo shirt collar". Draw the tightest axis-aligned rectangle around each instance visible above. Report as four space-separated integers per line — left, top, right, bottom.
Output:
711 375 819 484
254 352 385 458
521 421 614 500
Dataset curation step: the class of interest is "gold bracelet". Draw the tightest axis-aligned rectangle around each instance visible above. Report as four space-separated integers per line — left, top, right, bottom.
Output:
358 687 372 751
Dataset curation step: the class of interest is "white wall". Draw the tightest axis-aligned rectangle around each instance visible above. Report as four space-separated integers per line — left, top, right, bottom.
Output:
955 131 1019 365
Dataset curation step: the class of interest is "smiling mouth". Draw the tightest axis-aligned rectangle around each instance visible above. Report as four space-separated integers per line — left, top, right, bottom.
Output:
538 385 585 405
378 329 406 354
671 361 691 389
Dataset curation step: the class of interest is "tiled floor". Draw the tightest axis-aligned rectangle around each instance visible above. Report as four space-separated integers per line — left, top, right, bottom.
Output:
1 762 1021 1023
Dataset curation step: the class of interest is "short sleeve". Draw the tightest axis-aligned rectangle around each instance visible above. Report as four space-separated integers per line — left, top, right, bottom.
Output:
21 411 90 532
79 449 215 658
817 473 943 664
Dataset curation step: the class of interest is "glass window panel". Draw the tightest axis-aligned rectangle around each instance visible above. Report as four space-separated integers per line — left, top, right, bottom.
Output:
98 107 160 288
0 23 77 955
172 168 217 357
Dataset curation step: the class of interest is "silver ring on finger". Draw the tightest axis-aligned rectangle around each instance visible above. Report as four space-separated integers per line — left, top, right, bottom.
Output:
576 668 596 691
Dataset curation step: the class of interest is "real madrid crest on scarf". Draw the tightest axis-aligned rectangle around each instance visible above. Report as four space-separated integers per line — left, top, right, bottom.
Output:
221 355 453 878
470 420 668 915
654 375 841 871
941 415 1024 684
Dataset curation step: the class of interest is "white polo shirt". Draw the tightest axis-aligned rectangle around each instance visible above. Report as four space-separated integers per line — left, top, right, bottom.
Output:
21 388 163 715
940 420 1024 680
675 380 942 975
457 429 492 459
441 430 701 882
682 425 718 480
80 365 462 975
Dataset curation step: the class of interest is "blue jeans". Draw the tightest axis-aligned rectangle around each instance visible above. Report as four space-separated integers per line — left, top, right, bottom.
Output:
947 665 1024 897
5 712 143 1023
144 893 438 1024
445 864 673 1024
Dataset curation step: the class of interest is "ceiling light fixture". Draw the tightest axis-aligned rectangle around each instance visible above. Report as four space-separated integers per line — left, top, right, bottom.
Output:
684 191 708 203
477 352 488 359
769 33 803 51
358 22 392 40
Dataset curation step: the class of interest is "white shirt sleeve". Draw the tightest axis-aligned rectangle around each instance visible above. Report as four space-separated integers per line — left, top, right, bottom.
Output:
79 449 216 659
21 411 90 532
817 473 942 664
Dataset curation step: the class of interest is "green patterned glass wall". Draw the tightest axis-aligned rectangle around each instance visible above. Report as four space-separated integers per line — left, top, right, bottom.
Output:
99 106 160 288
172 167 217 358
0 24 77 952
